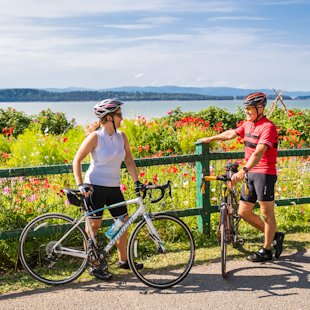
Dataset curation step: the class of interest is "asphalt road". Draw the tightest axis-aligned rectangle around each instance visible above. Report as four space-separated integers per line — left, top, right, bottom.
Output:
0 249 309 310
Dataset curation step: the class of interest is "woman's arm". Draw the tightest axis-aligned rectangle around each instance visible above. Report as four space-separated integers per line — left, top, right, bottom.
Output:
73 131 98 186
122 132 139 182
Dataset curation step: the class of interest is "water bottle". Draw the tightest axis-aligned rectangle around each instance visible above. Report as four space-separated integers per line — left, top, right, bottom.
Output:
105 215 125 239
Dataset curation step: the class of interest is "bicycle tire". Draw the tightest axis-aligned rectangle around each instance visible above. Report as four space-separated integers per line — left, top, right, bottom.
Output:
127 214 195 289
229 193 241 247
220 207 228 278
19 213 88 285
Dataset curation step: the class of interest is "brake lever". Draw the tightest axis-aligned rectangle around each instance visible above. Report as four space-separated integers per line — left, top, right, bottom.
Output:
168 184 172 198
142 182 152 199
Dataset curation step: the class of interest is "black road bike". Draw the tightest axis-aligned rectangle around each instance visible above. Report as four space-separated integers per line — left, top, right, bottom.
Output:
202 162 244 278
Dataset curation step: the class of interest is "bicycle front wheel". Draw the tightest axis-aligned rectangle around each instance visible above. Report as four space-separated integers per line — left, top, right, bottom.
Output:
220 207 228 278
19 213 88 285
228 192 243 247
128 214 195 289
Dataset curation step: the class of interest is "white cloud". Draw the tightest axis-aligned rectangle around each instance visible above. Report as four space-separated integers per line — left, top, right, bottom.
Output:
0 0 309 90
0 0 239 18
134 73 145 79
103 24 155 30
138 16 180 24
209 16 270 21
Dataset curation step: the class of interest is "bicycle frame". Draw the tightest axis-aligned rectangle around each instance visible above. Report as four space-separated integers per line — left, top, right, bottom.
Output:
51 195 164 259
219 180 234 242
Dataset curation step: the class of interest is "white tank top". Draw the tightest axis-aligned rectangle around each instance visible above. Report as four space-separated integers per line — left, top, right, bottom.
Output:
84 128 126 187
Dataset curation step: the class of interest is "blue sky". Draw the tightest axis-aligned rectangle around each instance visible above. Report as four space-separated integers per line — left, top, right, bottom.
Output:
0 0 309 90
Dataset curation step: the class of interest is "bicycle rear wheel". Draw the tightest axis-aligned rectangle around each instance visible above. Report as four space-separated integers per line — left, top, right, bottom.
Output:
220 206 228 278
19 213 88 285
128 214 195 289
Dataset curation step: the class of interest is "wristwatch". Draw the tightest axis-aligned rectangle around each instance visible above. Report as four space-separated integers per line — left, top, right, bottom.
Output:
242 167 249 173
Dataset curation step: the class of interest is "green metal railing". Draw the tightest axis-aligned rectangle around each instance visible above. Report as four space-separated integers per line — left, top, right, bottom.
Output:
0 146 309 240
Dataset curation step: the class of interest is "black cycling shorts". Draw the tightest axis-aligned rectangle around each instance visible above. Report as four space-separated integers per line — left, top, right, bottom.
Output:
240 173 277 203
86 185 128 219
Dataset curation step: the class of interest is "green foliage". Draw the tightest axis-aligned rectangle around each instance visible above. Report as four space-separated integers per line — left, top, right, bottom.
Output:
5 125 85 167
122 106 245 157
0 135 11 165
176 124 214 153
161 106 242 131
0 240 19 270
35 109 76 135
0 107 77 142
0 107 32 137
122 118 181 157
0 105 309 271
269 108 310 148
196 106 241 130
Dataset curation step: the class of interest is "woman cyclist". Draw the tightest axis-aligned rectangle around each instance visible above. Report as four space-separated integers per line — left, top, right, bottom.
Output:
73 98 143 280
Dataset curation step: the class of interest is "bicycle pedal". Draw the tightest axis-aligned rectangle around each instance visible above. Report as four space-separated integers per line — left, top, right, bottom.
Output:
237 238 244 245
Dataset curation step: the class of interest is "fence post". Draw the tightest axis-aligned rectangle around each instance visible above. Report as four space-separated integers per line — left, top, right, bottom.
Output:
195 143 211 234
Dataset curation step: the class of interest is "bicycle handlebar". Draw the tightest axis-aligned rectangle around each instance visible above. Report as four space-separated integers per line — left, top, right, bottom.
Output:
139 180 172 203
203 175 231 182
201 175 231 194
64 180 172 207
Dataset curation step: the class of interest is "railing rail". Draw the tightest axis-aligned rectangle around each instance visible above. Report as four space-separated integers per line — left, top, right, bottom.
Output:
0 147 309 239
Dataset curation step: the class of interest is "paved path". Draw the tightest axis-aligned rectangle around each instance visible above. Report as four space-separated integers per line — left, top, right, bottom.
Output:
0 250 309 310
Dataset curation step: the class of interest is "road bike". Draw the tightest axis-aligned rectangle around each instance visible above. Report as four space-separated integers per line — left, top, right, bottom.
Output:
201 162 244 278
19 181 195 289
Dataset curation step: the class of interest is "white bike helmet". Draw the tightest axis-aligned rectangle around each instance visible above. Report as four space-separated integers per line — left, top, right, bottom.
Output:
94 98 124 118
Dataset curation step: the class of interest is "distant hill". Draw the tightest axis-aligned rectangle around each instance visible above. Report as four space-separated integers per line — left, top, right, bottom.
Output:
104 86 310 99
0 86 309 102
0 88 233 102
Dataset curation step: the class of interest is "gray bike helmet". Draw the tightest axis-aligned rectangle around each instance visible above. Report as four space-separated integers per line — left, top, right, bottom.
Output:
93 98 124 119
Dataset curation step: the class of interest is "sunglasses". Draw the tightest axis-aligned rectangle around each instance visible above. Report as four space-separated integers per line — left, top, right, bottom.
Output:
245 105 263 111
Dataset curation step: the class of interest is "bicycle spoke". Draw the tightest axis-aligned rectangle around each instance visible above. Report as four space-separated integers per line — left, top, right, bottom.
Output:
19 213 88 285
128 214 195 289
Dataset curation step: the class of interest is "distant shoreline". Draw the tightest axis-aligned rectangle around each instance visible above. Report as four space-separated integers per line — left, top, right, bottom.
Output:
0 88 299 102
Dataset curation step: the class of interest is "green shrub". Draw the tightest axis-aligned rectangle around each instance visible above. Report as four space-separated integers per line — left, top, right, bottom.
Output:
0 107 32 137
35 108 76 135
269 108 309 148
0 105 309 270
122 118 181 157
0 135 11 165
5 125 85 167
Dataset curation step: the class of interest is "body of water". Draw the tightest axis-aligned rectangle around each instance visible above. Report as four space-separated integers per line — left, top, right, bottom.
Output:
0 99 309 126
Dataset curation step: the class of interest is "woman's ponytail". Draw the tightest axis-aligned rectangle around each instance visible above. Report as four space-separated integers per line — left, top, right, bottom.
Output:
86 121 100 136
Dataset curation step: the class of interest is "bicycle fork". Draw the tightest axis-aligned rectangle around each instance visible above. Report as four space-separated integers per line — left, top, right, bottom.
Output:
219 203 230 243
143 214 166 253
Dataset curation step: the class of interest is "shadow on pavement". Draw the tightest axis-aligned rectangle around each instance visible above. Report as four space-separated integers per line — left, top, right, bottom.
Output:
0 249 308 301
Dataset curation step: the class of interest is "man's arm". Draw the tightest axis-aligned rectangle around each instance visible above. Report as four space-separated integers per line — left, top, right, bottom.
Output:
196 129 238 144
231 144 268 182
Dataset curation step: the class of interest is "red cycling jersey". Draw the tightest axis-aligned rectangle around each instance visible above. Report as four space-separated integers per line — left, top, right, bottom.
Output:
235 116 278 175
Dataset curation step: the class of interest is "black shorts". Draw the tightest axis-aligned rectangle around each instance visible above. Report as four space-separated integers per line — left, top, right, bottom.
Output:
240 173 277 203
86 185 128 219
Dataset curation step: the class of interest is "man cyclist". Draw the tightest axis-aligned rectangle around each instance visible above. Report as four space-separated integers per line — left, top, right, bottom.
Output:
197 92 284 262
